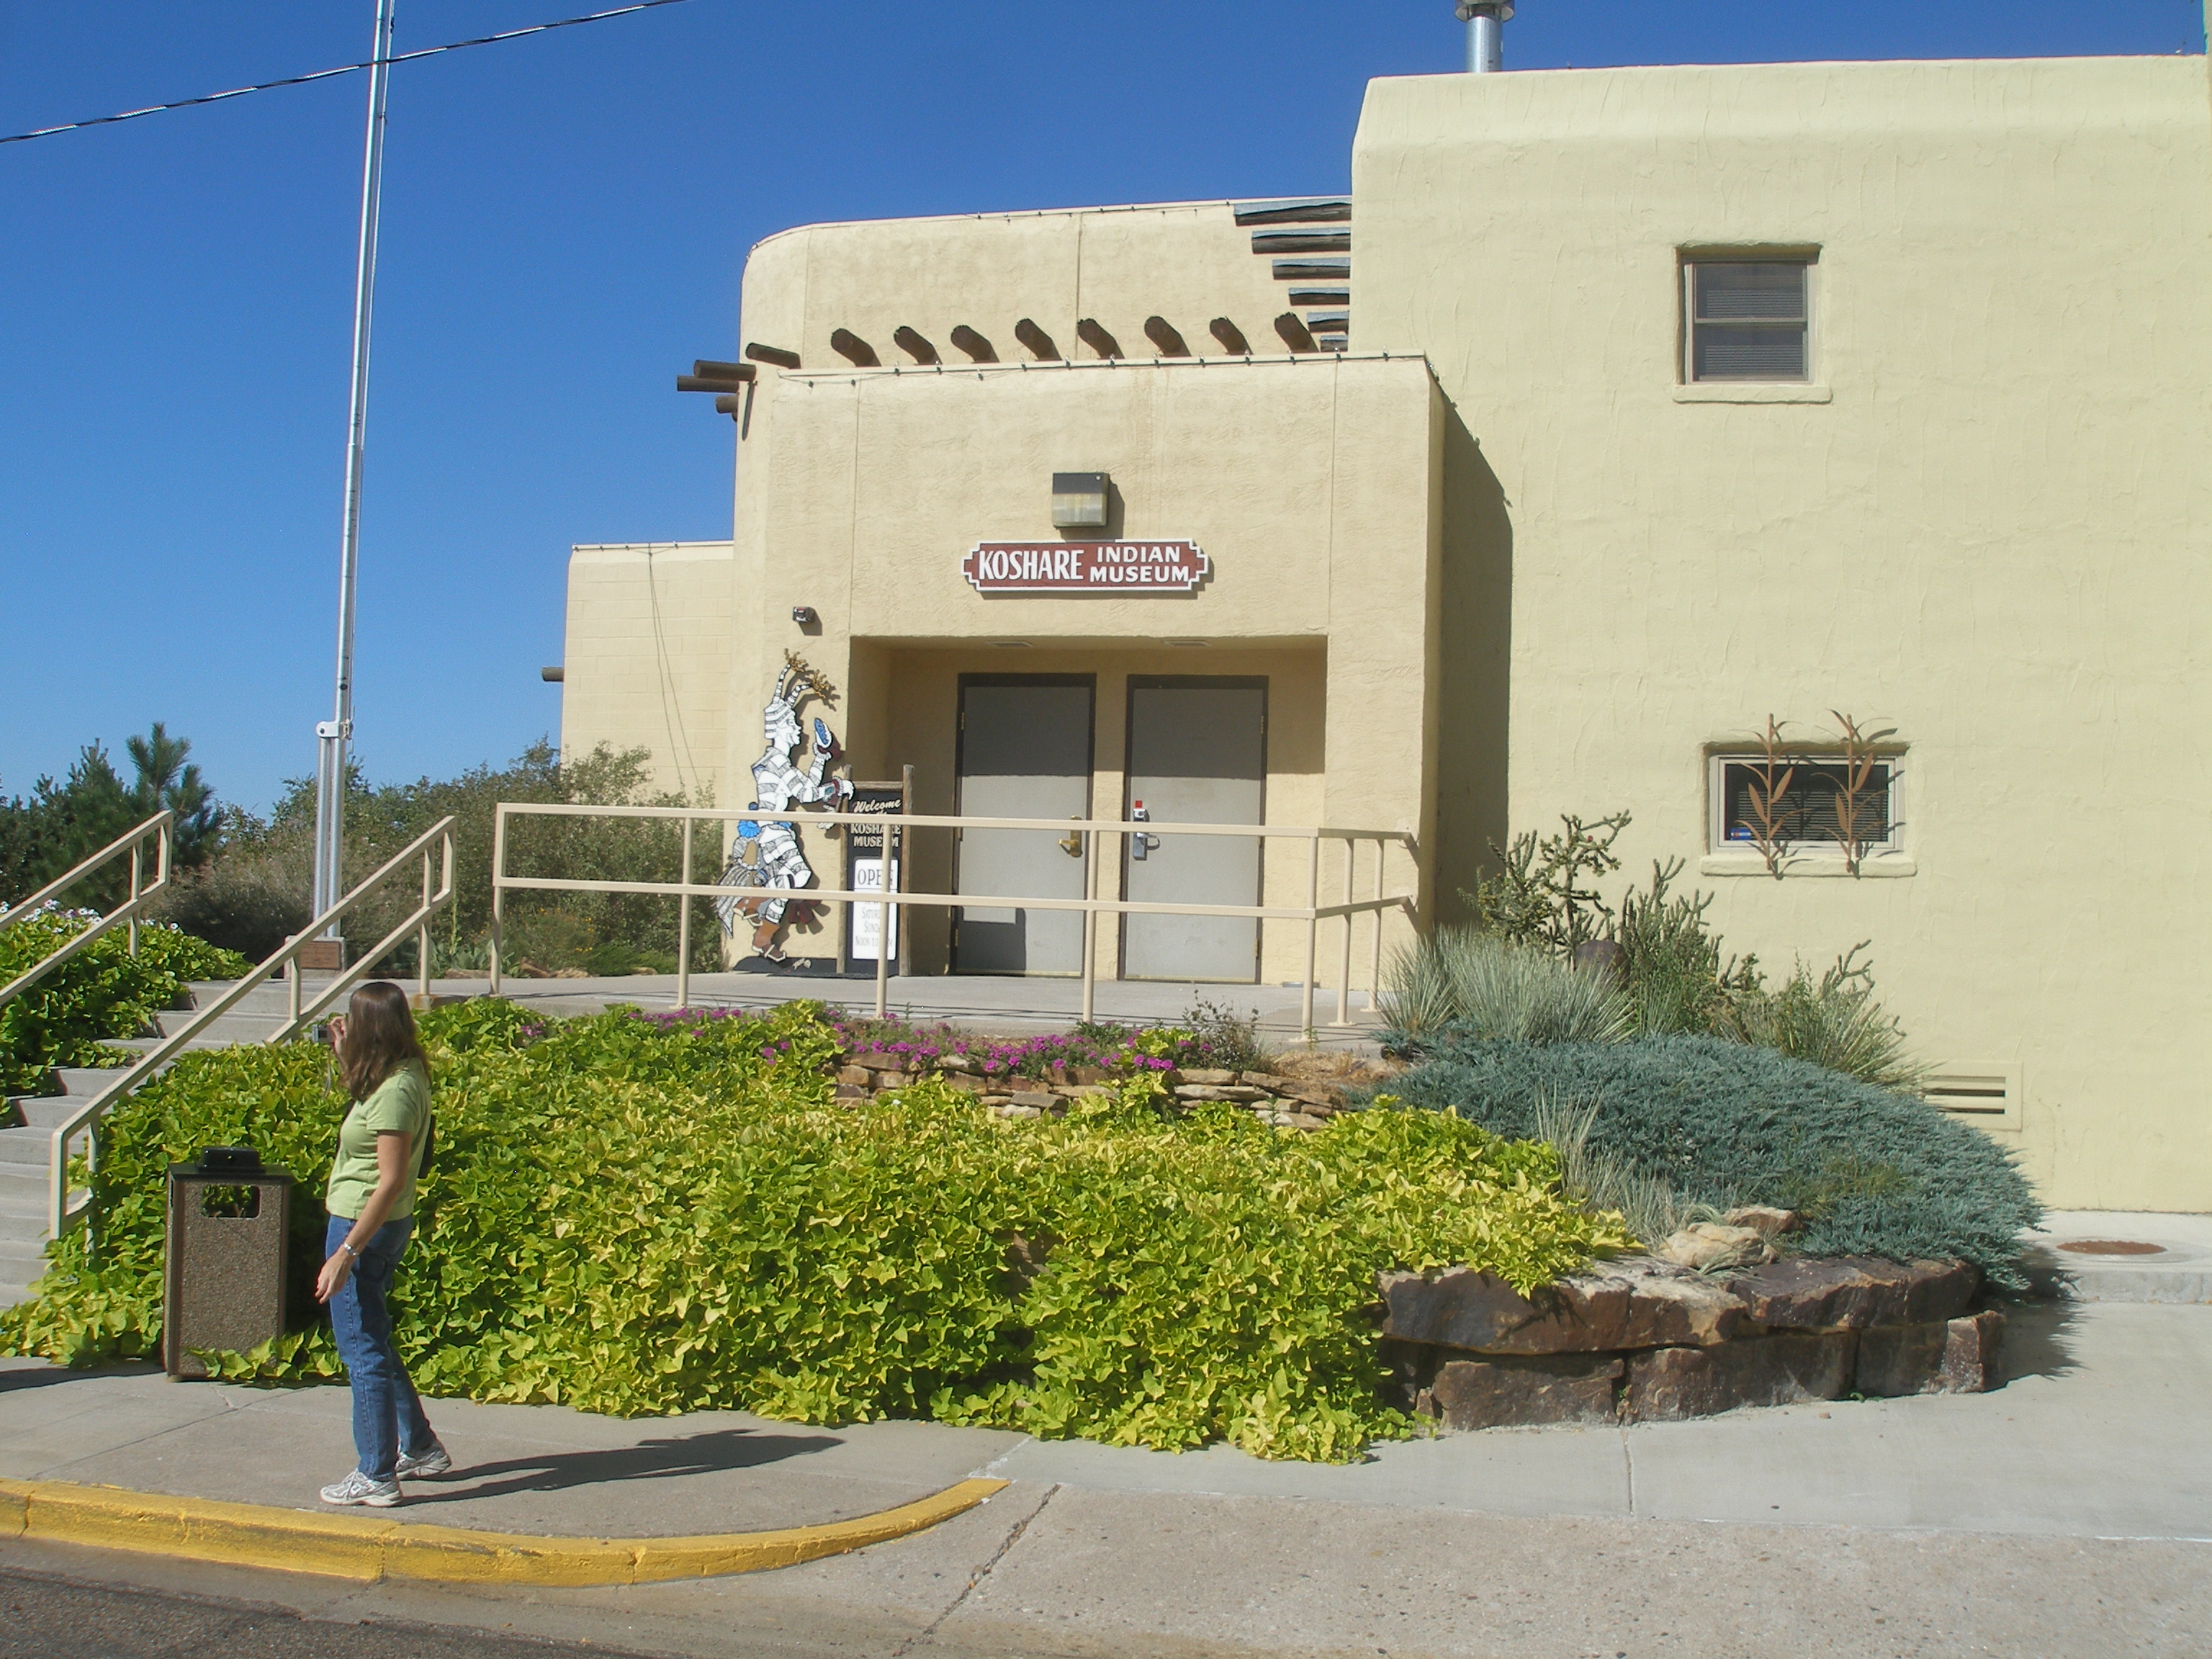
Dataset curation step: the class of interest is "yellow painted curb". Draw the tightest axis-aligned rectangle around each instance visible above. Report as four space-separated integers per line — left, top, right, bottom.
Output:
0 1475 1010 1587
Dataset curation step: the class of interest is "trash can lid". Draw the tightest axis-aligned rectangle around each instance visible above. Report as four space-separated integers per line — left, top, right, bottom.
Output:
196 1146 262 1173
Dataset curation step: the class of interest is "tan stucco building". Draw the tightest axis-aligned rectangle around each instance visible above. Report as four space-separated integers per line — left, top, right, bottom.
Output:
561 51 2212 1212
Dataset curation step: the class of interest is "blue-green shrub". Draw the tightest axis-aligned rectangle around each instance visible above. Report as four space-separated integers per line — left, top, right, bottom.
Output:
1383 1035 2038 1285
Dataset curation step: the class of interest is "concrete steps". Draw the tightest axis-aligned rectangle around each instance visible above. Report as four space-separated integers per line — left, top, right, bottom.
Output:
0 976 313 1309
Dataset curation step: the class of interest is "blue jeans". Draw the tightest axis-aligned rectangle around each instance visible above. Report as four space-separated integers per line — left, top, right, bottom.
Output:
325 1215 436 1483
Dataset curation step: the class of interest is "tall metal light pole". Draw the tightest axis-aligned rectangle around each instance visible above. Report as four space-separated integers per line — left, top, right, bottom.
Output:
1456 1 1513 72
312 0 397 936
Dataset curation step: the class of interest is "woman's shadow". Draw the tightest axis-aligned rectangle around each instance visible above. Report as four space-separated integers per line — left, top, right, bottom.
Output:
404 1426 840 1508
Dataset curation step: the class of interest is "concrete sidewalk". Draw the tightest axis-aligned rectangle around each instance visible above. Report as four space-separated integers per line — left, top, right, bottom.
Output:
5 1300 2210 1658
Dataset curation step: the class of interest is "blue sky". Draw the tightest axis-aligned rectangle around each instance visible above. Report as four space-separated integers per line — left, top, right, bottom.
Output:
2 1 2203 814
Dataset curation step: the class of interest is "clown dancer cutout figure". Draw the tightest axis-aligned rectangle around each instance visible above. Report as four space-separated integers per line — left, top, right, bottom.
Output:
716 652 852 961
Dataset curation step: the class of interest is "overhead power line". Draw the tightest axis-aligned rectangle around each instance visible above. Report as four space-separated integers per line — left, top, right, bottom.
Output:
0 0 703 147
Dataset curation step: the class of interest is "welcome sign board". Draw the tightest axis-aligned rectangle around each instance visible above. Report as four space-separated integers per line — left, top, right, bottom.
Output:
962 540 1209 595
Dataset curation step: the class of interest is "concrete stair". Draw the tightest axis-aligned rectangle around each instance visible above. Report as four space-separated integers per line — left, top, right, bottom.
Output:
0 977 320 1308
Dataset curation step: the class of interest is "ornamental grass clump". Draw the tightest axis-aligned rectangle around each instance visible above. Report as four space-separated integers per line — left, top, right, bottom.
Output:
1383 1035 2038 1284
1 998 1629 1462
1378 928 1629 1045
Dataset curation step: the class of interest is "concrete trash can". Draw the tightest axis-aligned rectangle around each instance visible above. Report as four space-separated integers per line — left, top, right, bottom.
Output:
164 1148 295 1379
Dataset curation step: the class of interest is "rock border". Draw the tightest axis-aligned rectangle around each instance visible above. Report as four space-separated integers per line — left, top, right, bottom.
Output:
1378 1255 2003 1429
833 1054 1346 1128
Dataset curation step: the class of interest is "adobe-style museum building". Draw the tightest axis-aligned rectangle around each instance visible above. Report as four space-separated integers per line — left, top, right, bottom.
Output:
557 50 2212 1213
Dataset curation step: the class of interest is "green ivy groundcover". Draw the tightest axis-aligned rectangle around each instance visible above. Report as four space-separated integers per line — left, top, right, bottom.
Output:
0 999 1628 1464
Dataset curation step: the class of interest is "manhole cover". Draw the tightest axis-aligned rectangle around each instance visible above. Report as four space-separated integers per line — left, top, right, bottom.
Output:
2056 1238 2167 1256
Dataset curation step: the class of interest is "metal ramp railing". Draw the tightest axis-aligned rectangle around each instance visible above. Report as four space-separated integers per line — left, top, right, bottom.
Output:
488 804 1418 1035
0 811 174 1014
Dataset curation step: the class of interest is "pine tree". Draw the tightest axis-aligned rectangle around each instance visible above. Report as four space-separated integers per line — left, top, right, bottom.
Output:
125 723 220 868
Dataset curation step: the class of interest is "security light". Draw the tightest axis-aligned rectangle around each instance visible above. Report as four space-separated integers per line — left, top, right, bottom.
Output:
1052 472 1109 529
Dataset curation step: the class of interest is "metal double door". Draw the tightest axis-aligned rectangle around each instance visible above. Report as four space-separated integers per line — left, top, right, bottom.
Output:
949 674 1266 981
1120 678 1266 984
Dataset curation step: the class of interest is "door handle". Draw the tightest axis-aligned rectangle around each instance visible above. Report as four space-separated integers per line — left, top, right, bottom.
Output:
1059 818 1083 857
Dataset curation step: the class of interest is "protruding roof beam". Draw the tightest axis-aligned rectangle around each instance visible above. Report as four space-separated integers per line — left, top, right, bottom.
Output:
1272 257 1351 283
893 325 940 365
1286 287 1349 307
1076 318 1123 360
1015 318 1061 360
1143 316 1190 357
678 360 754 393
830 329 880 367
745 341 801 369
950 325 998 362
1253 228 1352 256
1233 197 1352 227
1208 318 1251 354
1274 313 1320 354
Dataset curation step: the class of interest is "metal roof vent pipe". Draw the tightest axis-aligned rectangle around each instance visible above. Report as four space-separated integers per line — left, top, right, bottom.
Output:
1457 1 1512 72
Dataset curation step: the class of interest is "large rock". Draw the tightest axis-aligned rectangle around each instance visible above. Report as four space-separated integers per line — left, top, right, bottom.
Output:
1856 1310 2005 1396
1627 1331 1857 1421
1727 1257 1978 1330
1376 1267 1541 1350
1474 1263 1759 1354
1424 1354 1623 1431
1658 1223 1772 1269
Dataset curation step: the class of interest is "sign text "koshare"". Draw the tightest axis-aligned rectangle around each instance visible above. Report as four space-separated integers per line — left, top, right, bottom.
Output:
962 541 1210 595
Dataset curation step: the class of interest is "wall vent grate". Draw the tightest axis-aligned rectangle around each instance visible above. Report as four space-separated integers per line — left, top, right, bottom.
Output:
1925 1062 2023 1131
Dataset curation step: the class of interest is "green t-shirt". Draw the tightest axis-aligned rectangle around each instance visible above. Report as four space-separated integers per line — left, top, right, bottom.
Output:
325 1061 431 1222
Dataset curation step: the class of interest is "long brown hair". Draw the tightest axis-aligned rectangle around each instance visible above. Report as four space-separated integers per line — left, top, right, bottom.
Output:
338 981 429 1102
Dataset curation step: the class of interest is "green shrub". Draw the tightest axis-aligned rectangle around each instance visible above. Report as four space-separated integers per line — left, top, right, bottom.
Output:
154 741 721 974
0 911 251 1094
1 1000 1629 1461
1613 860 1759 1038
1381 1035 2038 1284
1721 945 1925 1092
1379 929 1629 1044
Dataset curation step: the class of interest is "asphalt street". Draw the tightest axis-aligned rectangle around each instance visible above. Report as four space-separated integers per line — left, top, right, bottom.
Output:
0 1563 653 1659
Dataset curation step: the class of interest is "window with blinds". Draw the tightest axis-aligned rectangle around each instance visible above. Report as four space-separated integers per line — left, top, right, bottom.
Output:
1686 258 1810 382
1713 759 1895 852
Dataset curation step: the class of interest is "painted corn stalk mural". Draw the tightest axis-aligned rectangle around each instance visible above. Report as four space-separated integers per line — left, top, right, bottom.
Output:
718 652 852 961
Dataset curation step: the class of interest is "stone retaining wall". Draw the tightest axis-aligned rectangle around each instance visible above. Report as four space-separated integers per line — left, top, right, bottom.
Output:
1379 1256 2003 1429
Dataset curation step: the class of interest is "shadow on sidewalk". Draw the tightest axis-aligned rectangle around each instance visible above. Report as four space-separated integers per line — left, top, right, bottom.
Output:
405 1426 842 1509
0 1361 163 1396
1996 1300 2082 1384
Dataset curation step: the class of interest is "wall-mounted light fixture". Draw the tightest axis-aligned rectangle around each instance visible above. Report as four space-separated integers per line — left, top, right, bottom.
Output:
791 605 819 626
1051 472 1109 529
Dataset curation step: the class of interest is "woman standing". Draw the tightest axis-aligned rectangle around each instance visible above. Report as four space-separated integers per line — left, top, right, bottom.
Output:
315 981 450 1507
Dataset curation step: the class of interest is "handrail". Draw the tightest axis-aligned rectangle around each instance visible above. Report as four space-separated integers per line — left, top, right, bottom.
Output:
0 811 174 1012
490 803 1417 1037
46 816 456 1238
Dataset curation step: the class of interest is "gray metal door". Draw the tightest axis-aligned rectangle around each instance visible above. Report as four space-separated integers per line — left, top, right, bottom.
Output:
1121 679 1266 983
953 677 1094 975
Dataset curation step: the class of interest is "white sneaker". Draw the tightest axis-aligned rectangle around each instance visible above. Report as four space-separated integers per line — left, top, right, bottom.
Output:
320 1469 402 1507
395 1441 452 1480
